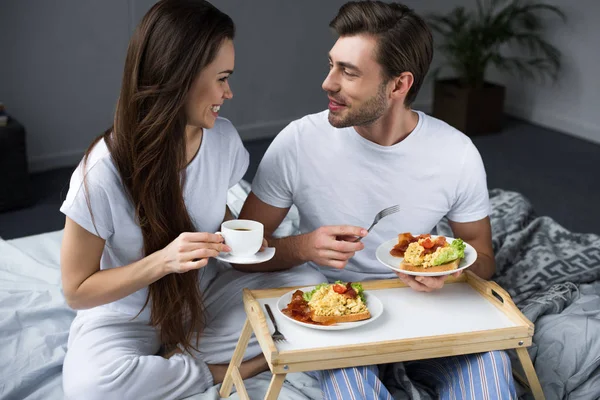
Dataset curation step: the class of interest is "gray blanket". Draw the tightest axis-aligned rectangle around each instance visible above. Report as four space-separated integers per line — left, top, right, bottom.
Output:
435 189 600 400
517 282 600 400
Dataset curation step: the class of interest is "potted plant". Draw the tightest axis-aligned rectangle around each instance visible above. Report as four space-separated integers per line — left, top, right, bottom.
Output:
427 0 565 135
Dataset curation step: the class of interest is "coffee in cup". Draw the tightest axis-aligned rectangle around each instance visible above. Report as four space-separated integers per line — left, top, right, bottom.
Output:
217 219 263 257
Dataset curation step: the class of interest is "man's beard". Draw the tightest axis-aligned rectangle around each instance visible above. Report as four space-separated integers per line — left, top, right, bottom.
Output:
328 81 388 128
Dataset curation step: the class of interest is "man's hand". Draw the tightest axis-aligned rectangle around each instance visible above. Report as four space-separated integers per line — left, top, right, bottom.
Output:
395 270 463 292
304 225 367 269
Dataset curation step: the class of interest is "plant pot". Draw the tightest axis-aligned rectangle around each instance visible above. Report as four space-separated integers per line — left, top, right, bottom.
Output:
432 79 505 135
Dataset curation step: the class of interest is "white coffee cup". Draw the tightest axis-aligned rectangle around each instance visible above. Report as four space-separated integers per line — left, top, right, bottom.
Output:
217 219 264 257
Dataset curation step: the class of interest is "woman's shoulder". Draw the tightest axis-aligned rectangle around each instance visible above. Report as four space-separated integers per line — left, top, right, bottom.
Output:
71 138 121 191
208 117 245 151
212 117 237 135
61 138 122 239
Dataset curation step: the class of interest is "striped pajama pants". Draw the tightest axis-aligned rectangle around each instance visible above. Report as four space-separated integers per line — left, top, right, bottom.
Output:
312 350 517 400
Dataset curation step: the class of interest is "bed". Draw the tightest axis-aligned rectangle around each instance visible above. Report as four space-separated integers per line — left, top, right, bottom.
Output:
1 183 599 400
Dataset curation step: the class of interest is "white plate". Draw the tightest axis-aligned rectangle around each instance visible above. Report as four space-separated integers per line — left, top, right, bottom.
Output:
375 235 477 277
276 286 384 331
215 247 275 264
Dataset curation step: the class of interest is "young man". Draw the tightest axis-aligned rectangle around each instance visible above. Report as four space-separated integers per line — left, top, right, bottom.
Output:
239 1 516 398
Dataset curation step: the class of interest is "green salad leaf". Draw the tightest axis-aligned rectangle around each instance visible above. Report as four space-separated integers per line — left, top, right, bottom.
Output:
431 238 466 266
302 283 328 301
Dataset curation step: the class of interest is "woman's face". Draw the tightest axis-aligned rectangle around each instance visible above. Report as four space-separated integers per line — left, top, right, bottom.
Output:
185 39 235 129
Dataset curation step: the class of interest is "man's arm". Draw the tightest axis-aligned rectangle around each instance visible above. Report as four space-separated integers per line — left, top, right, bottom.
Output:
395 216 495 291
235 192 300 272
223 206 235 222
449 216 495 280
235 192 365 272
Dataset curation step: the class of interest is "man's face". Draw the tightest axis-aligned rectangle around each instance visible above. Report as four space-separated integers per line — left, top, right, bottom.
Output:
322 35 389 128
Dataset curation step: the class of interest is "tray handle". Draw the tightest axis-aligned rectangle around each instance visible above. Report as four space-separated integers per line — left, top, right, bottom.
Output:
466 271 534 330
487 280 513 306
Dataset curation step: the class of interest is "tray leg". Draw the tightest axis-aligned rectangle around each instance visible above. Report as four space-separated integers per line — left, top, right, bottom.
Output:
219 318 253 398
230 366 250 400
515 347 545 400
264 373 286 400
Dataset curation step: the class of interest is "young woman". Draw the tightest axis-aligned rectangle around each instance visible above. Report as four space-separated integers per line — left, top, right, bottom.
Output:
60 1 323 399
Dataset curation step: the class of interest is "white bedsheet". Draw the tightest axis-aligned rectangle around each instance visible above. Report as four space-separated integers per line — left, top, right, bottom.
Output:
0 183 320 400
1 230 68 400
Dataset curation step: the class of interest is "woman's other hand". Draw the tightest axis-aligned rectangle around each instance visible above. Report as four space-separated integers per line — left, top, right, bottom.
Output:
207 354 269 384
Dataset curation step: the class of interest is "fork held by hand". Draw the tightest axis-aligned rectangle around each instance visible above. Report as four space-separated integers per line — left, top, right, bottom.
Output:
355 204 401 242
265 304 286 342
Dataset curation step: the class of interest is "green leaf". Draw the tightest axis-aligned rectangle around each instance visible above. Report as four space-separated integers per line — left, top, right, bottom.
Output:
302 283 329 301
350 282 366 303
431 238 466 266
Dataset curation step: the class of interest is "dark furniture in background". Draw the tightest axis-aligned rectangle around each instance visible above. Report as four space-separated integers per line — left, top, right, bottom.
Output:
433 79 506 135
0 118 31 212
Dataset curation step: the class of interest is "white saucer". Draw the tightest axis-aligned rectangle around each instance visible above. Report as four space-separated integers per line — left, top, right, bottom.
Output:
215 247 276 264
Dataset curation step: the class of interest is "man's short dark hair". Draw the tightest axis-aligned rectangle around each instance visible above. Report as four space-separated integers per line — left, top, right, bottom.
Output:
330 1 433 106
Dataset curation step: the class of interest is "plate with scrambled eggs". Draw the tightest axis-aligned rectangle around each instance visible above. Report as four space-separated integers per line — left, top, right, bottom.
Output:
376 234 477 277
276 282 384 331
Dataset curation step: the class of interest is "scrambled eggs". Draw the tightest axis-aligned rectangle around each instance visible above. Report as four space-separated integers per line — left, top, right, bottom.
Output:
403 239 448 268
308 285 368 317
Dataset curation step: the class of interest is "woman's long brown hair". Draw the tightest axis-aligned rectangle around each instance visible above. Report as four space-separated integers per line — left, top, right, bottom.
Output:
83 0 234 352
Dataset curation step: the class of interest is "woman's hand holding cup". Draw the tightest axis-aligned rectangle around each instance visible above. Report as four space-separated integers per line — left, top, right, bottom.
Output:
161 232 231 274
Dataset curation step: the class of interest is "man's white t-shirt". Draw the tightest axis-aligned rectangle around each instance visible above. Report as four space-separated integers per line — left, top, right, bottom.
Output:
60 117 249 319
252 110 490 283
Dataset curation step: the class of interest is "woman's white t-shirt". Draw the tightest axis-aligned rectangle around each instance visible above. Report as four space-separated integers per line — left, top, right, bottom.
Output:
60 117 249 320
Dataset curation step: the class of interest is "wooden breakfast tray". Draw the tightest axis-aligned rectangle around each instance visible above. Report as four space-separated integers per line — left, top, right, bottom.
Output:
220 271 544 400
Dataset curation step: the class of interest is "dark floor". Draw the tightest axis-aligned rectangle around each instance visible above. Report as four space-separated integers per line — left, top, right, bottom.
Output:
1 117 599 239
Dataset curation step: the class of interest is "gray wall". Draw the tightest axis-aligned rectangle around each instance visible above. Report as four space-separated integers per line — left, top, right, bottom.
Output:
0 0 466 172
500 0 600 145
0 1 130 172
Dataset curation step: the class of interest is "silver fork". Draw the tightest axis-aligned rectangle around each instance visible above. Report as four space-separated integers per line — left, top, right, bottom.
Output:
264 304 286 342
355 204 401 242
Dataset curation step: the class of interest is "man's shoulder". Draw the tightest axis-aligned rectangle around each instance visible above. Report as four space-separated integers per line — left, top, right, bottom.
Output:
271 110 332 145
419 111 469 141
417 111 475 153
287 110 331 132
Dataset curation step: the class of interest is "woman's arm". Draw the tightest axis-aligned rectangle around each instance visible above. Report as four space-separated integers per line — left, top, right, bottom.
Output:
61 217 228 310
206 354 269 384
61 217 167 309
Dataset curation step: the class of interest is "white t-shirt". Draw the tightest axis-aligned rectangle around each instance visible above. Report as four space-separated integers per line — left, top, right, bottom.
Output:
60 117 249 319
252 110 490 283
